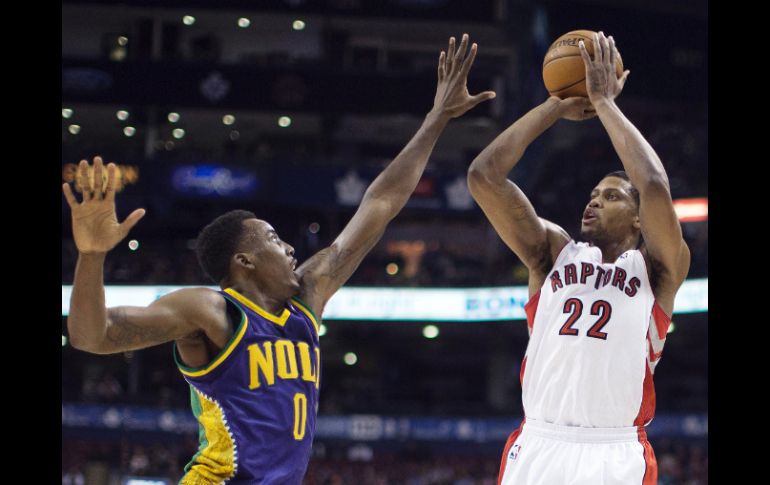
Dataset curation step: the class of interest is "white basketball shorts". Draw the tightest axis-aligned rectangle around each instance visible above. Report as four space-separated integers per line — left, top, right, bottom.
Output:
497 418 657 485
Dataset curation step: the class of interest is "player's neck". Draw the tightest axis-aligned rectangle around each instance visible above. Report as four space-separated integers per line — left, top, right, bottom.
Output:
591 235 639 263
227 281 290 316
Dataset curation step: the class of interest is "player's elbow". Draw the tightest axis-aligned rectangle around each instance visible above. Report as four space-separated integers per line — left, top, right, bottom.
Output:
362 188 397 215
67 327 110 354
68 335 100 353
467 163 486 189
467 162 497 196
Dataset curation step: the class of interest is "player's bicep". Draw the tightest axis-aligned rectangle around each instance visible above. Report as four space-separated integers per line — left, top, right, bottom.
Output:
639 182 690 281
100 288 217 354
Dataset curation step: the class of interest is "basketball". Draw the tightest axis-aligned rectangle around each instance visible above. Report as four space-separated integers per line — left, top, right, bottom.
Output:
542 30 624 98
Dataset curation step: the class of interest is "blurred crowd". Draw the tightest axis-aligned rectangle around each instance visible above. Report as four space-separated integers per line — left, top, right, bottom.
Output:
61 439 707 485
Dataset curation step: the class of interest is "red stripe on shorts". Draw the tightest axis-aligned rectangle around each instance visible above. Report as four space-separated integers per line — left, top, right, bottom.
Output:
638 427 658 485
497 419 525 485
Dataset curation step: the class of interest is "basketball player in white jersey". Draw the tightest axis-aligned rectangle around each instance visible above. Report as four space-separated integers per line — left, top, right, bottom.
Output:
467 32 690 484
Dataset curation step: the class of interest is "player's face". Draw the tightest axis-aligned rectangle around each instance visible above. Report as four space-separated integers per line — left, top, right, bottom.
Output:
240 219 299 290
580 177 639 243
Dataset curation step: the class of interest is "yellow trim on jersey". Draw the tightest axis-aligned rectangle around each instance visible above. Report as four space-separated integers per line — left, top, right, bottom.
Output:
291 297 320 335
177 310 248 378
224 288 291 326
180 388 237 484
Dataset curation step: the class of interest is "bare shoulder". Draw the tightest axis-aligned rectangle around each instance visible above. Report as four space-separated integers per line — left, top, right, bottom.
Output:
295 246 338 319
154 286 225 308
541 219 571 270
151 287 228 328
526 219 571 295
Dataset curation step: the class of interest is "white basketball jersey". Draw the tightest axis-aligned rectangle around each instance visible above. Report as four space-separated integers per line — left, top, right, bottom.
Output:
521 240 671 428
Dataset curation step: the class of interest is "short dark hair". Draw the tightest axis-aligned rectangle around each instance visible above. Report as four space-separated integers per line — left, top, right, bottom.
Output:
196 210 256 284
604 170 640 208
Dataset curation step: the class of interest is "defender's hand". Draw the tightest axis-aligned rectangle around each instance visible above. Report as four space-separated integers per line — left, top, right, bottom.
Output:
432 33 496 119
62 156 145 255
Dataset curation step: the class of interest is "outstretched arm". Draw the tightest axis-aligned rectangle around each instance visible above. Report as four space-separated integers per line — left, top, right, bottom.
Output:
580 32 690 309
63 157 216 354
467 96 594 294
296 34 496 316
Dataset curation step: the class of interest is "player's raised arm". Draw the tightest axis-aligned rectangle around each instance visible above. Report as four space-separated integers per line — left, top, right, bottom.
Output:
580 32 690 309
295 34 495 317
467 96 594 293
63 157 218 354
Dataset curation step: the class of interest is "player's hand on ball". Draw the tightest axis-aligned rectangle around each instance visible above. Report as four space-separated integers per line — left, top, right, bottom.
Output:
555 96 597 121
62 156 146 255
579 32 630 104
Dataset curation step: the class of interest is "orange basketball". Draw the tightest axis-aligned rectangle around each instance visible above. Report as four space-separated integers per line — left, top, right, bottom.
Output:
542 30 624 99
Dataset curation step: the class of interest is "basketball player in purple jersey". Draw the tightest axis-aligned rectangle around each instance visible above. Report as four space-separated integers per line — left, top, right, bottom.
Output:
467 32 690 484
64 34 495 484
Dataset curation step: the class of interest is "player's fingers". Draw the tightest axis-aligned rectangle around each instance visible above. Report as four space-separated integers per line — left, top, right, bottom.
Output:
453 33 469 72
121 208 146 234
594 32 604 64
459 43 478 78
77 159 92 202
608 36 616 68
62 183 78 208
92 156 104 200
438 51 446 81
105 163 118 202
446 36 456 72
578 40 591 66
468 91 496 108
619 70 630 89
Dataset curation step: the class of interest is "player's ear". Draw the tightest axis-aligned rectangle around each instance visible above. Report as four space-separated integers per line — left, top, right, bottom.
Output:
233 253 256 270
632 215 641 230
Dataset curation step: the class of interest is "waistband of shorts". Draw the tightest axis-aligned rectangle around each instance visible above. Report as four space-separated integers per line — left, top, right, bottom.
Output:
522 418 644 443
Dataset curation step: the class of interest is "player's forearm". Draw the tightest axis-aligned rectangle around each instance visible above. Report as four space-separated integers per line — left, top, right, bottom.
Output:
364 109 449 207
469 97 562 182
67 252 111 352
593 99 670 192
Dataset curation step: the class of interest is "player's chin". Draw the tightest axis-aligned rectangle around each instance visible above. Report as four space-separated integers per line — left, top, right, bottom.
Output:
289 274 301 293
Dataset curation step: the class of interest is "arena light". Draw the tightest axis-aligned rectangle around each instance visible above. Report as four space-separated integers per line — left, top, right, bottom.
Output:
117 110 129 121
68 124 81 135
278 116 292 127
123 126 136 137
128 240 139 250
386 263 399 276
62 108 73 119
229 130 240 141
673 198 707 222
172 128 186 139
344 352 358 365
118 36 128 46
183 15 195 26
238 17 251 28
293 20 306 30
222 114 235 125
62 335 67 347
319 324 327 337
167 112 180 123
423 325 439 339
